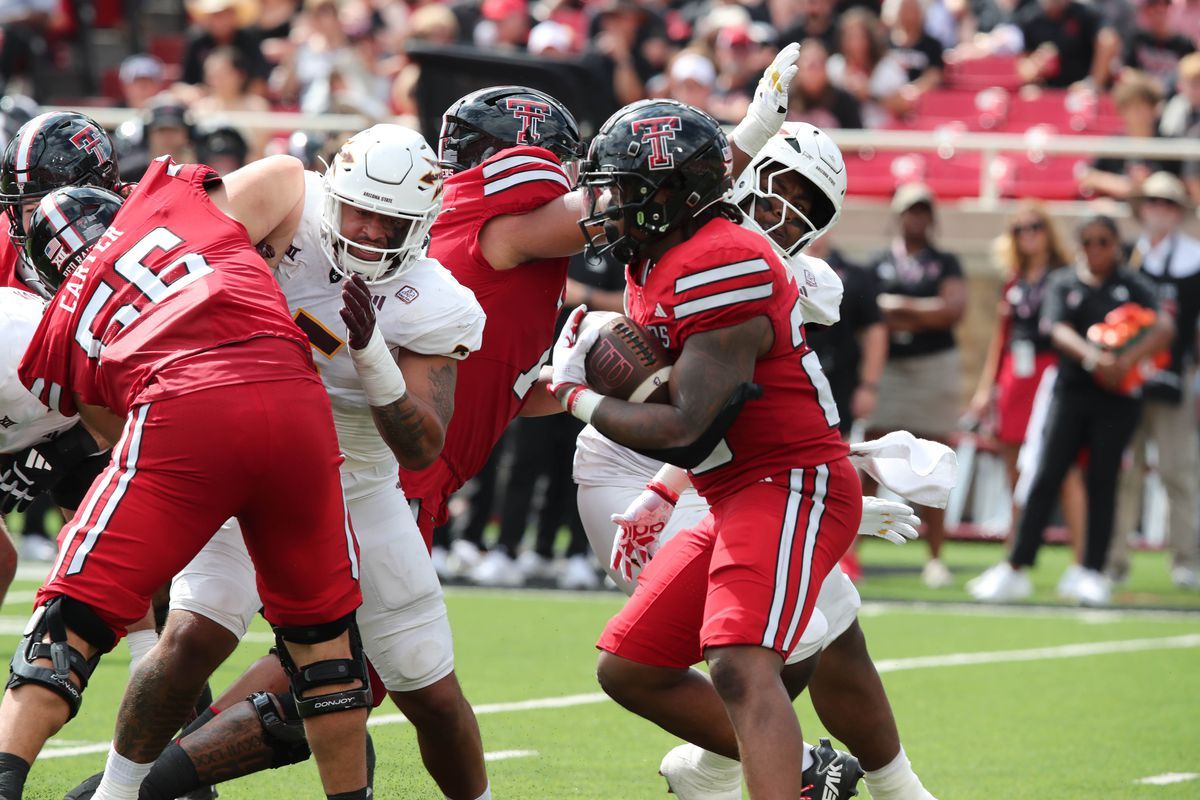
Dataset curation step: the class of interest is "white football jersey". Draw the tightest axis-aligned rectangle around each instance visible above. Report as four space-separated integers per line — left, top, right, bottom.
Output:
276 171 486 467
787 252 843 327
0 287 77 453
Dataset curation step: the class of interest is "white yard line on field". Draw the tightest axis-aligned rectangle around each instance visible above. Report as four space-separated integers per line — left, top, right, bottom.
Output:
485 750 538 762
42 742 540 763
1135 773 1199 785
33 633 1200 759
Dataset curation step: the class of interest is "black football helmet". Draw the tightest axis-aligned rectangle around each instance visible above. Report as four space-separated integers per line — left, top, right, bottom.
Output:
438 85 582 173
578 99 733 263
23 186 123 292
0 112 119 248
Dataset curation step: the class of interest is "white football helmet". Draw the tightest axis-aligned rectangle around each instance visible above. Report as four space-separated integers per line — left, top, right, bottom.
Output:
730 122 846 258
320 123 443 284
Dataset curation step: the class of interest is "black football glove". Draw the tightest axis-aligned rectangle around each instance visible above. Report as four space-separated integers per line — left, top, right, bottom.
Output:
0 424 101 513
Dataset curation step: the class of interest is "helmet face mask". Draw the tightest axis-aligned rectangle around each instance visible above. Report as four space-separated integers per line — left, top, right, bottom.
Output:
319 124 443 285
0 112 119 248
24 186 124 293
438 86 582 173
738 164 835 257
578 99 733 264
729 123 845 259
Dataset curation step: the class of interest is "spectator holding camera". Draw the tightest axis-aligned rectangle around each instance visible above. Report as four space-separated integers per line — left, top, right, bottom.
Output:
968 201 1086 570
971 215 1173 606
1110 172 1200 587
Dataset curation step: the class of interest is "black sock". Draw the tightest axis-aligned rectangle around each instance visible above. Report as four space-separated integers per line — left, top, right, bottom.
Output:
326 789 371 800
178 705 217 740
365 732 375 788
0 752 30 800
139 743 201 800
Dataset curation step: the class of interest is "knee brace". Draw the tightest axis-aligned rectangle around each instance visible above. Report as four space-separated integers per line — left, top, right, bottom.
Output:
248 691 312 768
7 597 114 719
272 612 372 718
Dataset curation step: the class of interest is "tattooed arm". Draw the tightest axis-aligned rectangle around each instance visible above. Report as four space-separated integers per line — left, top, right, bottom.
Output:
369 352 455 470
340 273 456 470
563 316 770 450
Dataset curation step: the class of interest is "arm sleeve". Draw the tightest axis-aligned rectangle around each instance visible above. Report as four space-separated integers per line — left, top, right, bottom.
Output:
939 252 965 284
856 267 883 328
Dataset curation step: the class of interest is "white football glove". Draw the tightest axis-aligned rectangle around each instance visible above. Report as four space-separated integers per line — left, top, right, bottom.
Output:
548 305 602 396
858 496 921 545
609 481 678 583
732 41 801 158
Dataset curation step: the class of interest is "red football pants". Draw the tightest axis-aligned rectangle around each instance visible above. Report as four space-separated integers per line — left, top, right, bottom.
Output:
37 378 362 644
598 458 861 667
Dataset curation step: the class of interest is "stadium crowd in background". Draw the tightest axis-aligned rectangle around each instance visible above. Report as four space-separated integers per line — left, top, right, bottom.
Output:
0 0 1198 601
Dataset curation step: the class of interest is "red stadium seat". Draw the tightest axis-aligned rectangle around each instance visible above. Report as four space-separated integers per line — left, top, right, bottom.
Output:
896 88 1010 131
943 54 1023 91
1007 156 1087 200
149 34 186 67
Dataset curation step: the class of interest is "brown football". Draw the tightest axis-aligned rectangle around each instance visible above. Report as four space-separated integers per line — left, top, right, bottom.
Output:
585 314 672 403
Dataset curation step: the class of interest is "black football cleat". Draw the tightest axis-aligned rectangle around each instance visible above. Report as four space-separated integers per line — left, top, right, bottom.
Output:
802 738 863 800
62 771 102 800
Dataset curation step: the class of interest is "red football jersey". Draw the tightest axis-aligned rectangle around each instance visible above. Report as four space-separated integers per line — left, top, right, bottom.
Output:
625 217 847 503
403 146 571 501
0 237 28 290
19 157 314 417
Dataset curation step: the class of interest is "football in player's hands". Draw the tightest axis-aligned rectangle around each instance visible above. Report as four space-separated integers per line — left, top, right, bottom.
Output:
584 314 673 404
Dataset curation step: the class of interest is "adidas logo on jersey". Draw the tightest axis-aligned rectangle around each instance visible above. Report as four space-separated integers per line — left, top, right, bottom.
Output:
370 296 386 311
654 303 668 318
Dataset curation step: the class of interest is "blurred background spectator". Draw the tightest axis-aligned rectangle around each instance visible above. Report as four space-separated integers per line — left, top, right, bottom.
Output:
968 201 1085 569
1015 0 1117 89
788 38 865 129
970 215 1173 605
883 0 945 96
827 9 910 127
1110 172 1200 588
191 47 271 156
118 54 166 109
1079 71 1169 200
194 120 251 174
180 0 268 95
865 183 967 588
1160 52 1200 137
1122 0 1195 94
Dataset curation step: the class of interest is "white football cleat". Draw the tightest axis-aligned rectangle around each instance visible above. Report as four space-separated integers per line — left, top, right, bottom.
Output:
659 744 741 800
1068 568 1111 606
1055 564 1084 599
921 558 953 589
447 539 483 577
1171 565 1200 590
515 550 554 581
558 554 601 590
968 562 1031 603
471 549 523 587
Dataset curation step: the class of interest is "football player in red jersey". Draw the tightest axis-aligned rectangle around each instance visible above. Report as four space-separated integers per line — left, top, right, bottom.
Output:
549 100 862 800
0 156 372 800
405 46 803 555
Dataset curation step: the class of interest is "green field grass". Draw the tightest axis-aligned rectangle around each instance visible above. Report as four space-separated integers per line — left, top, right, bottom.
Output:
4 540 1199 799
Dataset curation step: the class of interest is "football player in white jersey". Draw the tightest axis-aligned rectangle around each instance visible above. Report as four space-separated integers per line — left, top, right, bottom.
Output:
67 125 494 800
571 125 939 800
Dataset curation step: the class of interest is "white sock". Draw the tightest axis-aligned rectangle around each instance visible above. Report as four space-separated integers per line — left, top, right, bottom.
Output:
445 782 491 800
802 741 814 772
125 629 157 676
864 747 937 800
92 748 154 800
696 747 741 778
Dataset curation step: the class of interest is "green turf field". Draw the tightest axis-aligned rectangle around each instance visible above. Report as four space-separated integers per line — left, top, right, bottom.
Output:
4 539 1199 799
